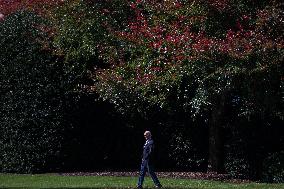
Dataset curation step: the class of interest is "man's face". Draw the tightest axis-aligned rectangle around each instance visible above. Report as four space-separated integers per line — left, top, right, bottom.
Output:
144 132 151 140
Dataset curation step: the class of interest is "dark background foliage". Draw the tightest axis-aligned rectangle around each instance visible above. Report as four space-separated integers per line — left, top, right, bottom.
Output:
0 11 65 173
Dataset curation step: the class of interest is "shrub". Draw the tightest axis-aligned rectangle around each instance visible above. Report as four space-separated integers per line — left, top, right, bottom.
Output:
224 139 251 179
0 11 67 173
168 125 207 171
262 151 284 183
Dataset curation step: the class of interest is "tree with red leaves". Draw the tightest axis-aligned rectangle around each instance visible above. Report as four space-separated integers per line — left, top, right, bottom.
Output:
93 0 283 173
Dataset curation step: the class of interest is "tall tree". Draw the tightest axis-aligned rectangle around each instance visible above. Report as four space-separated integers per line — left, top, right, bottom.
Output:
49 0 283 173
93 0 283 173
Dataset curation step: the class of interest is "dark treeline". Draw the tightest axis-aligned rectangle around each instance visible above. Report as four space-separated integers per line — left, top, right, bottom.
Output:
0 0 283 183
62 93 283 182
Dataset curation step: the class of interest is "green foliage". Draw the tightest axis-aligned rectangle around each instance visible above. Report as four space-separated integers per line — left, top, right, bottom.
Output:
168 125 207 170
224 139 250 179
262 151 284 183
51 0 131 66
0 11 66 173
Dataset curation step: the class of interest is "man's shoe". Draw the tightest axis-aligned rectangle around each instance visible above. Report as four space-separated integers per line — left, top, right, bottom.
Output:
155 184 162 188
137 185 143 189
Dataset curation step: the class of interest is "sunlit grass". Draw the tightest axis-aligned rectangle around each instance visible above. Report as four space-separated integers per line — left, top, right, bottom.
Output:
0 174 283 189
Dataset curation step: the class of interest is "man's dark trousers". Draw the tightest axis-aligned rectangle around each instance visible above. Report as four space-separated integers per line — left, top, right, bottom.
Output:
138 159 160 187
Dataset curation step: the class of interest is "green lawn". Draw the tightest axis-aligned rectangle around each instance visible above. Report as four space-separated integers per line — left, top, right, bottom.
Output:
0 174 283 189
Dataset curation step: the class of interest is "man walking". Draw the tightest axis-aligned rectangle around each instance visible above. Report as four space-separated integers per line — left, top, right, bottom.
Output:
137 131 162 189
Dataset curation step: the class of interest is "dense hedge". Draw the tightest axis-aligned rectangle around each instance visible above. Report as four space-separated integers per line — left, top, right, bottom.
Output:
0 11 67 173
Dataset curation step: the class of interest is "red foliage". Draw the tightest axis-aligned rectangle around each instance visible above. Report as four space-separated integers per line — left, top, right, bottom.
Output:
115 0 216 72
103 0 284 85
207 0 230 11
0 0 64 18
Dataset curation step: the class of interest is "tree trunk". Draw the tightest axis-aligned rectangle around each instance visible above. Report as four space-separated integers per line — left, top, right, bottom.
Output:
208 95 225 173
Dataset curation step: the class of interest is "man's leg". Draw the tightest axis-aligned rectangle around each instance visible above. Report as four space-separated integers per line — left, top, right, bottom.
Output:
147 163 162 187
137 161 147 188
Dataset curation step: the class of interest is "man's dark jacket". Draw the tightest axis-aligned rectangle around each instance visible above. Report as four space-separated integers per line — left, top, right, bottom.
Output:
142 139 155 163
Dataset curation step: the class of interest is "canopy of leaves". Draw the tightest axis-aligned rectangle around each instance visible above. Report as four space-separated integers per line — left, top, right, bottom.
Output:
92 0 283 121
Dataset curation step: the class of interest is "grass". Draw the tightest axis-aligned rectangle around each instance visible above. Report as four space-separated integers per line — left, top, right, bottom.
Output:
0 174 283 189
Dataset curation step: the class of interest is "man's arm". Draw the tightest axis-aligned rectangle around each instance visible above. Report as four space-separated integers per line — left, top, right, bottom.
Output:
143 140 154 160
